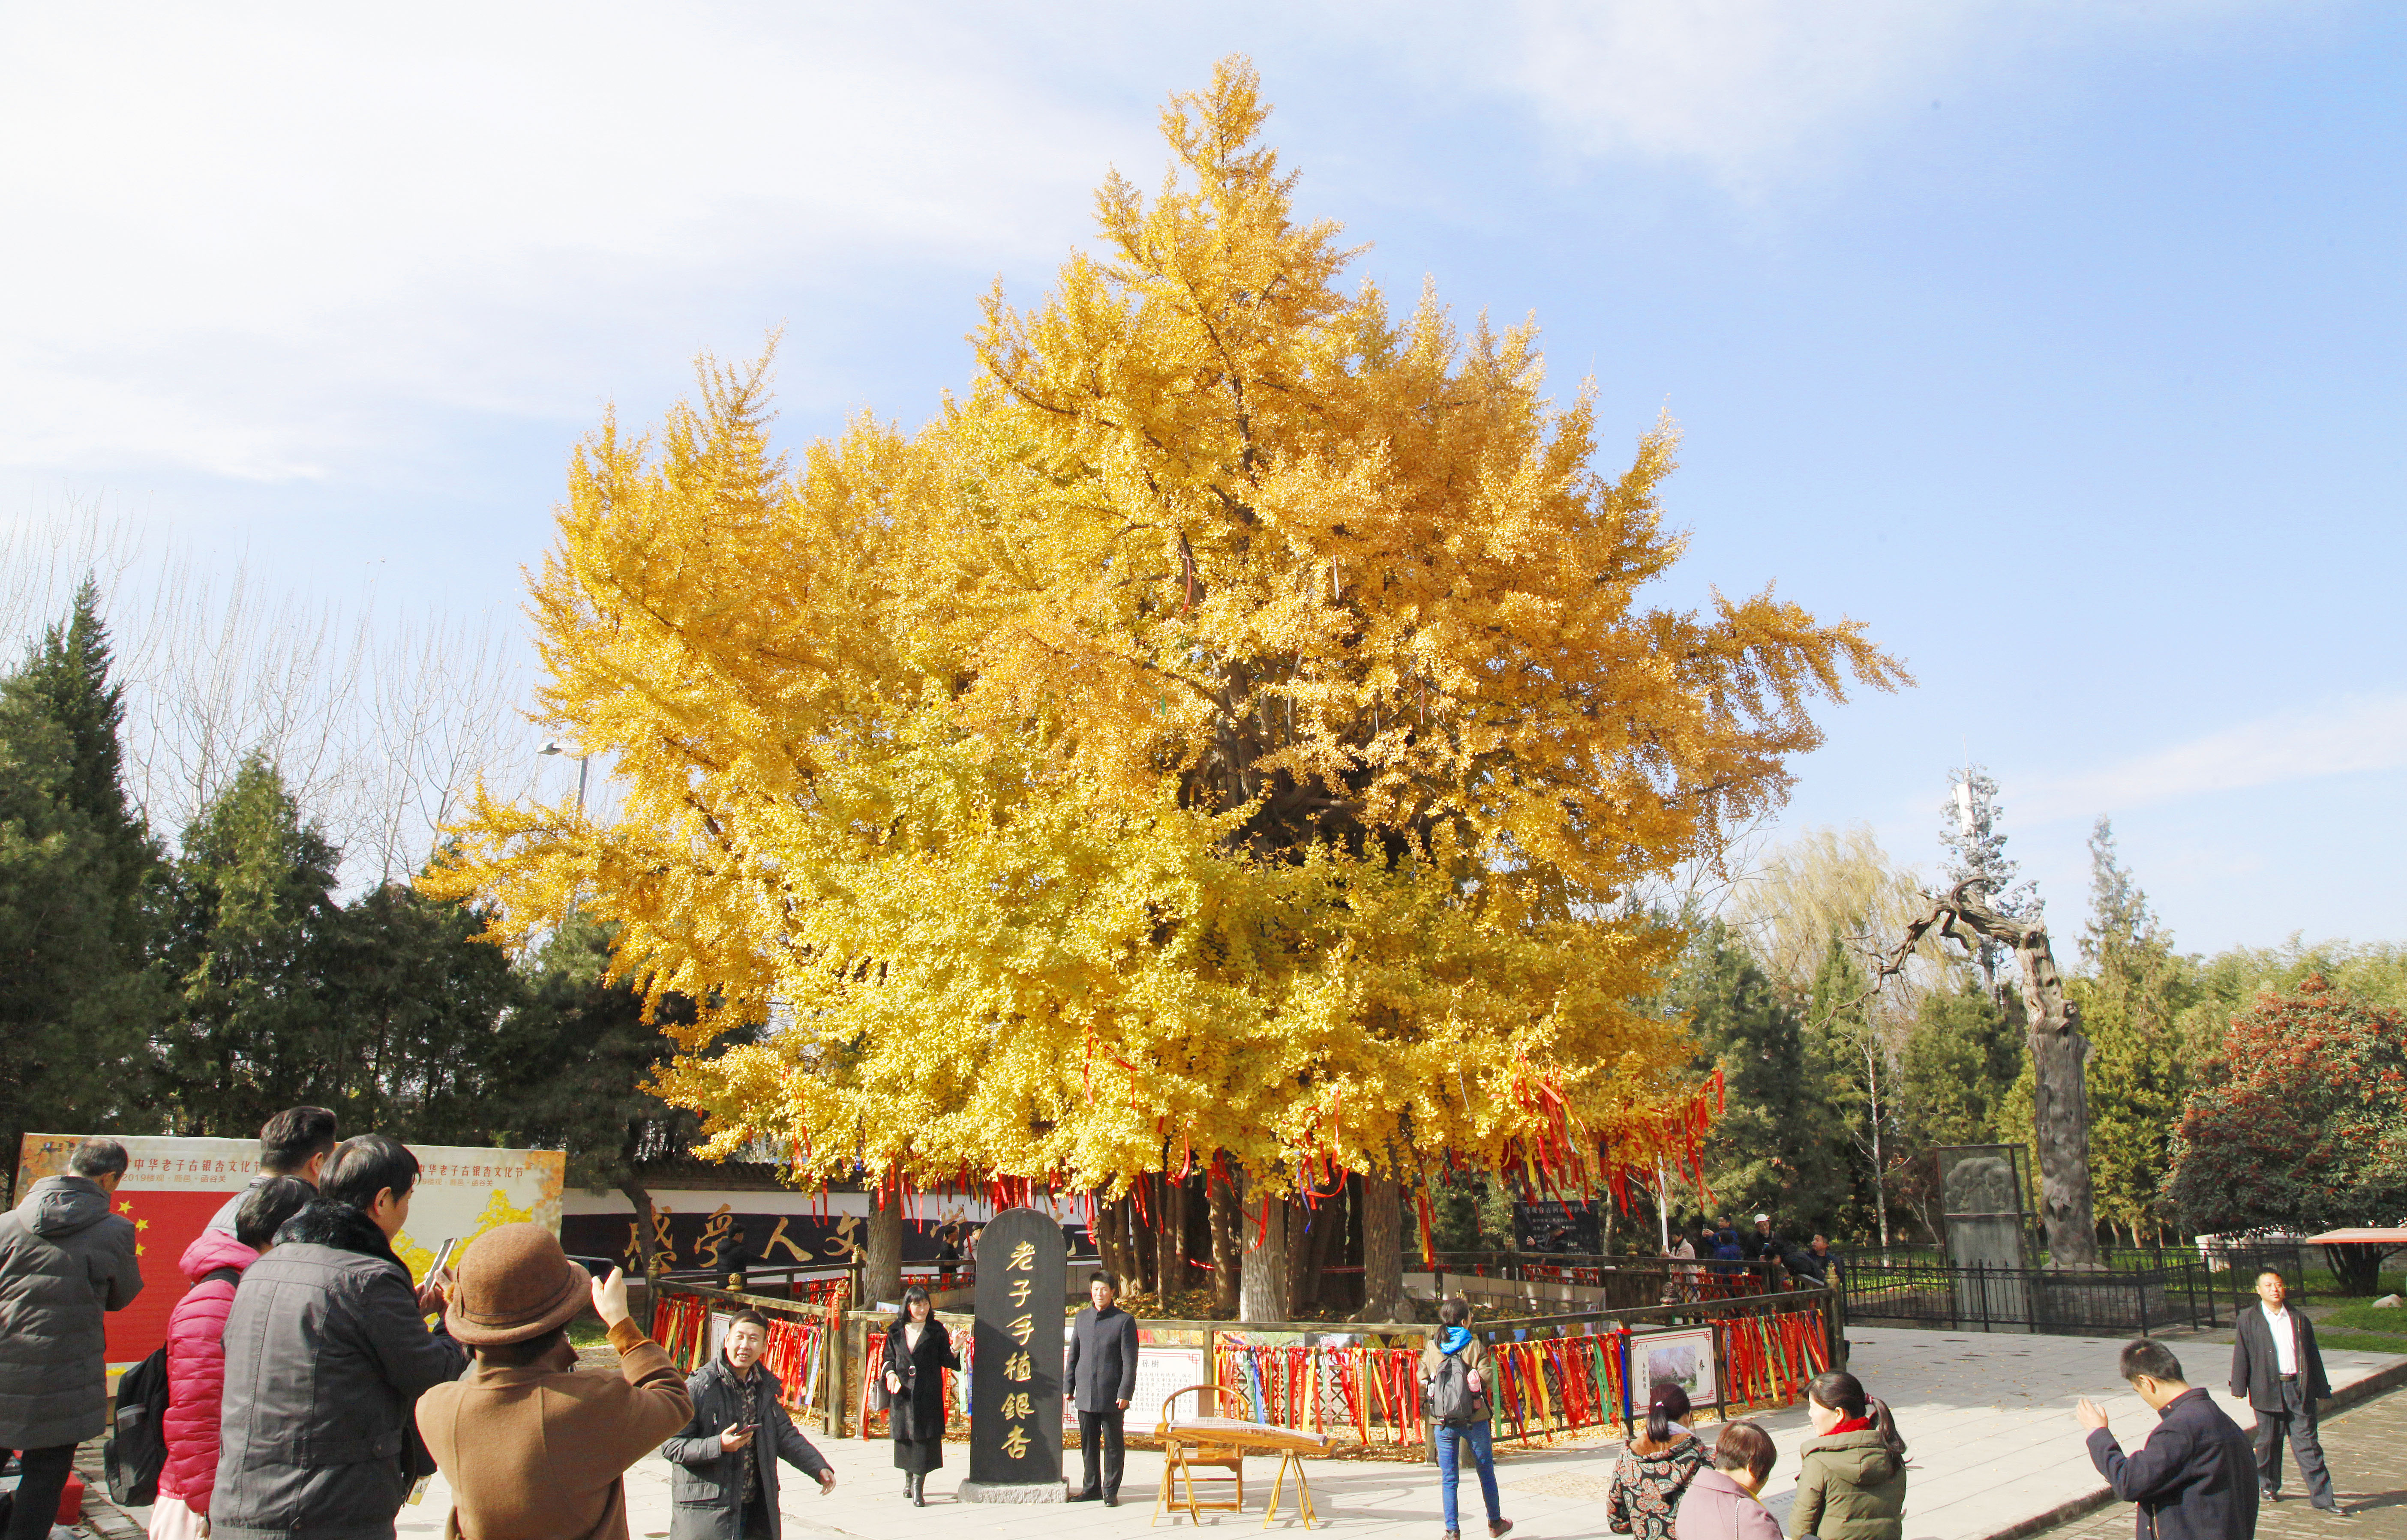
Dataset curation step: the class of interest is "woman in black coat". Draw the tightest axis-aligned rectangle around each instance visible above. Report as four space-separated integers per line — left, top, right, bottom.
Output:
882 1285 959 1504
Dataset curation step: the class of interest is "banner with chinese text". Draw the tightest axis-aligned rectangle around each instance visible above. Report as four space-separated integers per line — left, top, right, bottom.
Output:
15 1133 565 1366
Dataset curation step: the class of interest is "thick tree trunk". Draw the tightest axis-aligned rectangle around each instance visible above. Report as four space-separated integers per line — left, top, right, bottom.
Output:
1095 1195 1127 1287
1240 1185 1290 1321
863 1188 905 1306
1156 1174 1188 1303
2014 930 2102 1269
618 1177 659 1281
2325 1243 2383 1296
1284 1194 1319 1314
1210 1170 1243 1317
1127 1192 1153 1295
1357 1175 1403 1322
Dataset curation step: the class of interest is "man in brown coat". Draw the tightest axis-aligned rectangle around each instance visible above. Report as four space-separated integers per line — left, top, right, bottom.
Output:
417 1224 692 1540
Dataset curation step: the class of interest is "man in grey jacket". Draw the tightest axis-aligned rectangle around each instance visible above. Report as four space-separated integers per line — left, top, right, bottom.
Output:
661 1309 834 1540
1064 1270 1140 1506
2229 1269 2341 1511
0 1138 142 1540
213 1134 467 1540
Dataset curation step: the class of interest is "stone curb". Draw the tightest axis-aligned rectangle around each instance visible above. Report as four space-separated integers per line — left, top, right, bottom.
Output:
1971 1358 2407 1540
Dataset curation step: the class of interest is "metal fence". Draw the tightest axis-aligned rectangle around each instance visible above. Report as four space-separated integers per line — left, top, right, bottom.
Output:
1835 1246 2314 1336
1429 1249 1798 1308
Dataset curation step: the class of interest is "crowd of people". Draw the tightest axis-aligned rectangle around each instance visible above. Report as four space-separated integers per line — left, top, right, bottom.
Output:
0 1118 2362 1540
1661 1214 1839 1296
0 1112 838 1540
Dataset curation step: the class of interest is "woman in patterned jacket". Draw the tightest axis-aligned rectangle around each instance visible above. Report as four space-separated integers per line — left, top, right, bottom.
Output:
1608 1384 1710 1540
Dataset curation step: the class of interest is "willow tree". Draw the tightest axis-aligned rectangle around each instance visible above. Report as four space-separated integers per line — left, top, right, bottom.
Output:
427 59 1903 1315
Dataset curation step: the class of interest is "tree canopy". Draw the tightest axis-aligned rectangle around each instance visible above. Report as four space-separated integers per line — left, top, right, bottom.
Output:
2168 974 2407 1281
426 59 1903 1209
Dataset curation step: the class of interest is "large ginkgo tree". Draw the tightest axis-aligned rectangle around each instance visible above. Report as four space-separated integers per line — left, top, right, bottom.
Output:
426 59 1905 1318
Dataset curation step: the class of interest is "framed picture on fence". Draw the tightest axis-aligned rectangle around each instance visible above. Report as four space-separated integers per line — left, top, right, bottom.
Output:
1625 1326 1723 1428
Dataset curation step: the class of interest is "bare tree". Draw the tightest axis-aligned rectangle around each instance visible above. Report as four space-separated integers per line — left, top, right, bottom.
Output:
1729 825 1957 1247
0 508 543 891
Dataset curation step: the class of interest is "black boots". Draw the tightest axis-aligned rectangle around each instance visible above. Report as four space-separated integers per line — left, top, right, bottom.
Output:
909 1473 927 1506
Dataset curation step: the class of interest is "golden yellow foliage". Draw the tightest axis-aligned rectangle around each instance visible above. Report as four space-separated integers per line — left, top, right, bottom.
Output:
424 58 1905 1201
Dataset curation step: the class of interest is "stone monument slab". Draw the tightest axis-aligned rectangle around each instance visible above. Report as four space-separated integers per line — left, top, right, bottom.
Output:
963 1204 1067 1498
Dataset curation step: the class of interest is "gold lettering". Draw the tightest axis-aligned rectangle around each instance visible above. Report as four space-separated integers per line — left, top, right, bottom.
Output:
1003 1350 1033 1382
761 1217 814 1263
1008 1240 1035 1270
1001 1426 1031 1460
1008 1312 1034 1345
823 1214 862 1260
1008 1277 1032 1307
1000 1392 1032 1419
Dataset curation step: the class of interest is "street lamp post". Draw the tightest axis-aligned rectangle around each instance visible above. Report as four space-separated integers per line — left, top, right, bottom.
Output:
540 740 590 923
540 739 589 811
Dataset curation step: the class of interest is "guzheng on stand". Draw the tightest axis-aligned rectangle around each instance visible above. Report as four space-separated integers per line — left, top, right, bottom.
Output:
1152 1384 1338 1528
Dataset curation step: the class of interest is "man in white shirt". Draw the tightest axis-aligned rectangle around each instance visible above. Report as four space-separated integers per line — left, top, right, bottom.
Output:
2228 1269 2341 1513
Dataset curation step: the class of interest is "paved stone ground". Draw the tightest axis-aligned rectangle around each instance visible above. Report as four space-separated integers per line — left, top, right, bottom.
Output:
62 1326 2406 1540
2024 1382 2407 1539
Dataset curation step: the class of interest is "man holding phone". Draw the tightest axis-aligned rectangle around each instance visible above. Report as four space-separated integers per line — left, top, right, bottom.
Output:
663 1310 835 1540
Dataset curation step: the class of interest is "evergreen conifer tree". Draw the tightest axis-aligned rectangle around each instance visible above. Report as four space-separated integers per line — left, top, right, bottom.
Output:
158 755 346 1134
0 583 163 1188
1675 921 1852 1238
2070 818 2194 1244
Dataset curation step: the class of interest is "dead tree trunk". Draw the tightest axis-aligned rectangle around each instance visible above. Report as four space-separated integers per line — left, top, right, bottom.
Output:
1862 881 2103 1270
1357 1174 1404 1322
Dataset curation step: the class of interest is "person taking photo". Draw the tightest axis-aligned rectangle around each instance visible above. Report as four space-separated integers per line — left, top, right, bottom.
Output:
1419 1297 1512 1540
417 1225 692 1540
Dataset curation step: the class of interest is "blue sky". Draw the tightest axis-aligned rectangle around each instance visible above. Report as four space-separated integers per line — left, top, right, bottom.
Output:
1 2 2399 952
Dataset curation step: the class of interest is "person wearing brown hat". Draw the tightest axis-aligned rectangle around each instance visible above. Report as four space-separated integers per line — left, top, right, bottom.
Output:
415 1224 692 1540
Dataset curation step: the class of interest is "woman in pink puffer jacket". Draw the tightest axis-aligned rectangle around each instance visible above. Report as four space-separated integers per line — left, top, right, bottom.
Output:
150 1177 312 1540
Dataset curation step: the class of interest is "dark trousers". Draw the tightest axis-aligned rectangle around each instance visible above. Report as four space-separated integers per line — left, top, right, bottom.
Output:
3 1445 79 1540
1077 1408 1125 1498
2253 1378 2336 1507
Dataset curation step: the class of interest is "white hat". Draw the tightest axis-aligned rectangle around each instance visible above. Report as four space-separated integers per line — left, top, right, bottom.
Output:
1753 1213 1770 1223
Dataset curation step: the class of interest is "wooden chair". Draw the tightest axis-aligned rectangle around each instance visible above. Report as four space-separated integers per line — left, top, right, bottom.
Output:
1152 1384 1251 1525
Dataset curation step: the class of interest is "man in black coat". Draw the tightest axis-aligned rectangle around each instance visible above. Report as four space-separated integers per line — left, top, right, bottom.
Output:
2230 1268 2341 1510
1064 1269 1140 1506
2078 1339 2260 1540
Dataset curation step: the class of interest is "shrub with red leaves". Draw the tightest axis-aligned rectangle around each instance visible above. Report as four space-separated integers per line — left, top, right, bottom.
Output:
2167 974 2407 1293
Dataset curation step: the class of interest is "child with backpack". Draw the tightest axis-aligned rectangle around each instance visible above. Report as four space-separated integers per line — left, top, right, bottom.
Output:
1419 1299 1513 1540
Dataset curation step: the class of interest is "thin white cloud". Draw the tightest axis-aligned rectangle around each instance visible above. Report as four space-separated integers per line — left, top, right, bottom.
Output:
0 4 1144 478
2020 694 2407 822
1482 0 2276 192
0 1 2290 481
